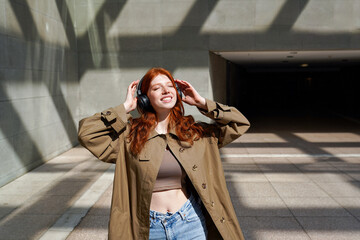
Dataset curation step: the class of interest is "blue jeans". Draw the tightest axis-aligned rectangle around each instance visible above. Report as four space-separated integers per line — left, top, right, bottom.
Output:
149 193 208 240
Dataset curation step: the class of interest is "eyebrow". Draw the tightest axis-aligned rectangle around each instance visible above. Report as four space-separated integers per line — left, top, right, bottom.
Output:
151 82 173 88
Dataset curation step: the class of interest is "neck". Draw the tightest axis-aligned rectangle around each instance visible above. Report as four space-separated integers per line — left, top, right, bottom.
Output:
155 111 171 134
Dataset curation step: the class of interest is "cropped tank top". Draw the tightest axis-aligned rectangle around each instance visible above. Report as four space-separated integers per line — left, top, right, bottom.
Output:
152 147 187 192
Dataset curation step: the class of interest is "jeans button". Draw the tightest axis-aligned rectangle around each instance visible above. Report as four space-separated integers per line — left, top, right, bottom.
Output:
220 217 225 223
179 147 184 152
211 201 215 207
202 183 207 189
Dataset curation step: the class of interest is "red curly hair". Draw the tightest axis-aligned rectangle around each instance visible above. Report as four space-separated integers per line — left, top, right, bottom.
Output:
127 68 206 155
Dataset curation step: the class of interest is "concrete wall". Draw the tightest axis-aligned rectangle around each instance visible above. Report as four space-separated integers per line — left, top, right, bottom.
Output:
76 0 360 121
75 0 213 121
0 0 79 187
1 0 360 186
209 52 227 104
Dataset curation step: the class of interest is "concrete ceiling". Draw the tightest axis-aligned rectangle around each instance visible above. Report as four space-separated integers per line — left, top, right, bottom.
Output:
216 50 360 69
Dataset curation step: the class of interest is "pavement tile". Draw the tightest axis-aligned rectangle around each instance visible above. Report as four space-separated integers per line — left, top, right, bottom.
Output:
221 157 256 164
294 162 339 172
333 197 360 217
87 185 112 216
223 163 262 173
20 195 77 215
221 146 249 154
330 162 360 171
246 146 283 154
347 172 360 181
53 146 93 159
271 182 328 197
238 216 310 240
0 214 60 240
11 171 66 183
0 194 30 206
237 133 266 143
66 215 109 240
320 148 349 154
296 216 360 240
316 182 360 197
337 158 360 164
0 206 16 221
0 180 51 196
282 197 351 217
43 181 95 196
305 172 354 183
61 170 105 181
253 157 292 164
38 230 70 240
287 157 320 164
257 163 301 172
30 162 81 174
232 197 292 217
226 182 279 198
263 173 311 183
225 172 268 182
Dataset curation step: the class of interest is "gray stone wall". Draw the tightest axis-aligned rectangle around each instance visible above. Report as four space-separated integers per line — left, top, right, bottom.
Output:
1 0 360 186
76 0 360 121
0 0 79 187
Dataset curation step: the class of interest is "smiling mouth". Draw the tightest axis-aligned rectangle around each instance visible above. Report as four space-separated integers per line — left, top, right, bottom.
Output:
161 96 172 102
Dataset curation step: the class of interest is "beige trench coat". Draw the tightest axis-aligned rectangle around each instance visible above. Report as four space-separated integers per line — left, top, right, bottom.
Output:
78 99 250 240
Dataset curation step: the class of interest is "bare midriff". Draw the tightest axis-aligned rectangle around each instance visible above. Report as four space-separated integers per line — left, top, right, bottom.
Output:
150 187 189 213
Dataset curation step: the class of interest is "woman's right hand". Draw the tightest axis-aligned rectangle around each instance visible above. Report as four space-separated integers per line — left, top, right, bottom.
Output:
124 80 139 113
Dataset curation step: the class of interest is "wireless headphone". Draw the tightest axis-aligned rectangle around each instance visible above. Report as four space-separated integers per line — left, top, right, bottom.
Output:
137 76 183 111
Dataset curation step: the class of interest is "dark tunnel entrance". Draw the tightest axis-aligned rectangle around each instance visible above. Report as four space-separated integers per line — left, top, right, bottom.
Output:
210 51 360 132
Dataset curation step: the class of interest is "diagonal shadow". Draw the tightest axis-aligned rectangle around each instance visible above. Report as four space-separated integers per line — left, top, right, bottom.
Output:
2 0 78 160
268 0 310 31
0 152 112 239
0 0 80 186
0 76 44 186
76 0 217 76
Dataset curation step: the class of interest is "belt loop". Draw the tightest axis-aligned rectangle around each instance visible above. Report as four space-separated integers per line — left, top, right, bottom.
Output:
178 209 186 221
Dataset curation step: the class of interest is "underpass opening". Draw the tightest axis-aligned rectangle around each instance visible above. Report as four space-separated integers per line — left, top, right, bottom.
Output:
210 50 360 132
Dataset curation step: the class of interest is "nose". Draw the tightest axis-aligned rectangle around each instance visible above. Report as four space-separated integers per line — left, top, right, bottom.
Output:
162 86 170 94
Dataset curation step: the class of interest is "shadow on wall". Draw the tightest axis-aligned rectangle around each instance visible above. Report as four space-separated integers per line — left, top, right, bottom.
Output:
0 0 80 186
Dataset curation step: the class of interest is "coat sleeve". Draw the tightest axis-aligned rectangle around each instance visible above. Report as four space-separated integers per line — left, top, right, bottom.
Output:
198 99 250 148
78 104 131 163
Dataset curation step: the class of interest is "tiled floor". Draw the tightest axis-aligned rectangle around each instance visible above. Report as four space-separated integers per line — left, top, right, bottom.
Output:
0 112 360 239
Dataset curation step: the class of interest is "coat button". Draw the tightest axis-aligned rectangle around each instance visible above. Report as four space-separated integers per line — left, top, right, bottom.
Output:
192 165 198 171
179 147 184 152
106 111 111 115
220 217 225 223
202 183 207 189
211 201 215 207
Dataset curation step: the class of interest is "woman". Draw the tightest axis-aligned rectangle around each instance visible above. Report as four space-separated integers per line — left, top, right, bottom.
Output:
78 67 250 240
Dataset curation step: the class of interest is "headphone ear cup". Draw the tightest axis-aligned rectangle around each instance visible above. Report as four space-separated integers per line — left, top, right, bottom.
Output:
137 95 150 111
175 83 182 99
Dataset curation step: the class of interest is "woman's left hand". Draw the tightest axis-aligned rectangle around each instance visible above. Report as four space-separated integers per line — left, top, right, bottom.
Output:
175 79 207 110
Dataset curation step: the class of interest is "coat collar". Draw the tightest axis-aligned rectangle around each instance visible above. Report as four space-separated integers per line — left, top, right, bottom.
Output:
147 126 193 148
147 126 178 141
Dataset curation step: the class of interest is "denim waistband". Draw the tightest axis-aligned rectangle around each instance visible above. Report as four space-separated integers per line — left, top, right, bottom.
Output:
149 193 200 221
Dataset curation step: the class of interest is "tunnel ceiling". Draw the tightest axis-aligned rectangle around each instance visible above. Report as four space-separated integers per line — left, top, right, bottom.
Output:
217 50 360 72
